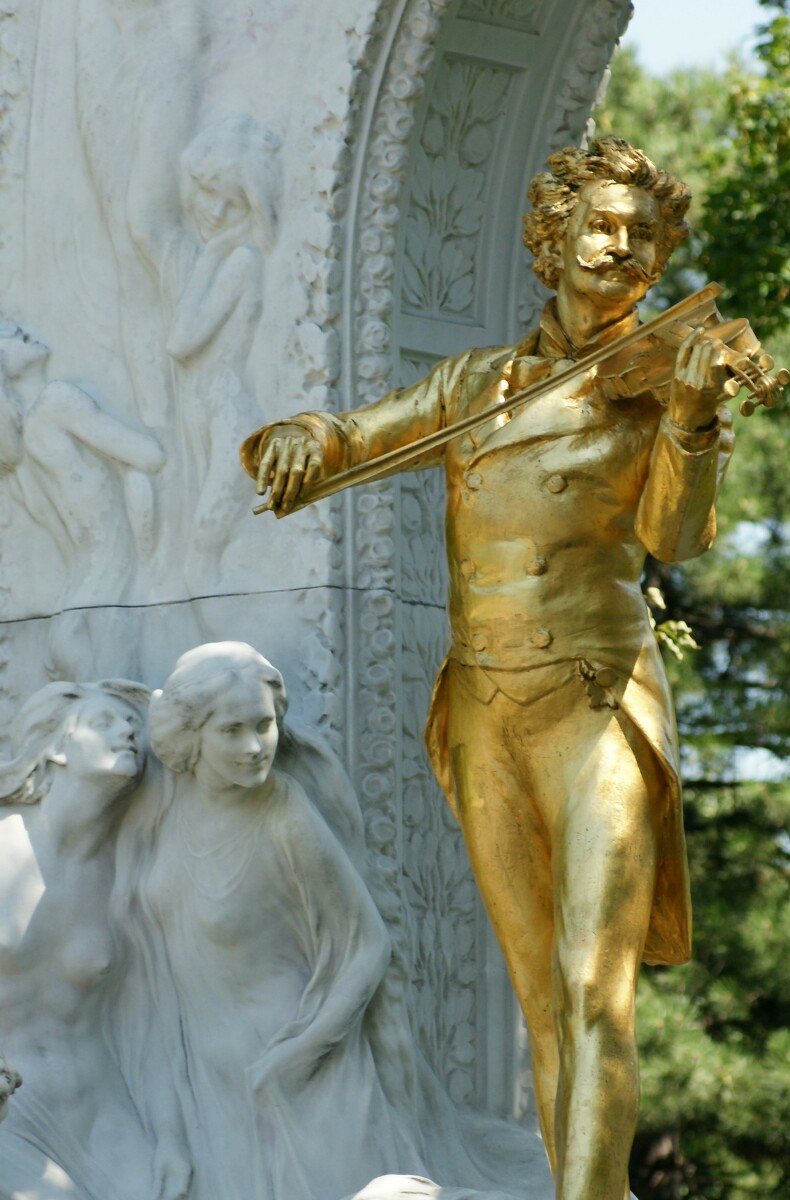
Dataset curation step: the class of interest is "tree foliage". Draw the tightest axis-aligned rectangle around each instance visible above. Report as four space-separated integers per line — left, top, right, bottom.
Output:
595 13 790 1199
702 15 790 338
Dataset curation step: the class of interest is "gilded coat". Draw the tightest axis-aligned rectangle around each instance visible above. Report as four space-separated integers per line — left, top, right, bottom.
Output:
242 302 733 965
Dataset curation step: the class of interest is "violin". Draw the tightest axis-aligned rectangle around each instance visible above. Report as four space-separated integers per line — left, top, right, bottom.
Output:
252 282 789 515
653 303 789 417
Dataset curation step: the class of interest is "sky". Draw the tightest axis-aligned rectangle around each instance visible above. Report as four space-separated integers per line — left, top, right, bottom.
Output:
622 0 769 74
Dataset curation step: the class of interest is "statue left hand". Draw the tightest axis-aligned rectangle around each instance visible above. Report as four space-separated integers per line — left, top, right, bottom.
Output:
668 327 728 431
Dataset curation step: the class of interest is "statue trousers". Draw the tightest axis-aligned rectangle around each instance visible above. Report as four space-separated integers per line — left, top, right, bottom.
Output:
444 657 663 1200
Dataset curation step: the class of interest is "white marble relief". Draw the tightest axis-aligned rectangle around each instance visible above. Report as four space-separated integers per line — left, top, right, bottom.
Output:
0 642 552 1200
166 119 280 591
0 679 162 1200
0 5 632 1198
0 320 165 640
74 4 282 594
120 642 419 1200
0 1054 21 1124
129 112 280 593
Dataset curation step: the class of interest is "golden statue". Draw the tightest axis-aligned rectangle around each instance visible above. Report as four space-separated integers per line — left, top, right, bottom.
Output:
241 137 786 1200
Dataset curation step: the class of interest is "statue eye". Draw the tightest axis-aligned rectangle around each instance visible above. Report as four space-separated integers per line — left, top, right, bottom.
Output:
88 710 115 731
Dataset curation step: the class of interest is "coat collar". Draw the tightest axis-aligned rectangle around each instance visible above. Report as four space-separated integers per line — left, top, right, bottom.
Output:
514 298 640 362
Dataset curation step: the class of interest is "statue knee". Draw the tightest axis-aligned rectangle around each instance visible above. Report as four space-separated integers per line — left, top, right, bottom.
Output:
554 957 636 1047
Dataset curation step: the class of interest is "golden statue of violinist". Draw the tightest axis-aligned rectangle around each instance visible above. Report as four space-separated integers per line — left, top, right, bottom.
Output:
241 137 787 1200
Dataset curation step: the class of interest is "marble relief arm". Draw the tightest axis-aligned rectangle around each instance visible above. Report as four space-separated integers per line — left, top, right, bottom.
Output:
248 792 391 1098
166 244 260 362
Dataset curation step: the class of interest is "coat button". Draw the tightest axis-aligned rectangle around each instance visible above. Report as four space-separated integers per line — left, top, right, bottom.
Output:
531 628 552 649
595 667 617 688
527 556 548 576
465 471 483 491
471 632 487 650
546 473 567 493
460 559 476 579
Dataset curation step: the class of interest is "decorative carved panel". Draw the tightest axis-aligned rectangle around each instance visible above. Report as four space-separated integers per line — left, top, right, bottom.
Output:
402 57 514 321
458 0 547 34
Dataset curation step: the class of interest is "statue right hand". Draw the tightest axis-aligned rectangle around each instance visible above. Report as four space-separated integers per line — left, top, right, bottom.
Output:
256 425 324 516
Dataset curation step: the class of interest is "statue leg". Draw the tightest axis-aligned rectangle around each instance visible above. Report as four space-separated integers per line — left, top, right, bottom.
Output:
528 703 661 1200
444 670 560 1172
444 664 662 1200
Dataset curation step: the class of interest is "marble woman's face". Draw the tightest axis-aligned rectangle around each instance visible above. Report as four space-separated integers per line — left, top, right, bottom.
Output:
61 696 144 784
189 170 249 241
199 675 279 792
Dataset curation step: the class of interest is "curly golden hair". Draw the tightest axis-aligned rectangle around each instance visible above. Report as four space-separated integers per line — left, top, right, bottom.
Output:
523 136 691 290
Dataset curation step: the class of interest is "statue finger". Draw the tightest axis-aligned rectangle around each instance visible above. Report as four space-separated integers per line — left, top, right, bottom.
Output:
303 443 323 490
256 442 280 495
674 331 698 374
269 439 296 509
686 339 706 385
280 455 308 512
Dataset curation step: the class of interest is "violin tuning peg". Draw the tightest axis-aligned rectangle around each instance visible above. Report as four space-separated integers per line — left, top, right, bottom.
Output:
740 397 757 417
758 353 775 371
723 378 741 398
776 368 790 386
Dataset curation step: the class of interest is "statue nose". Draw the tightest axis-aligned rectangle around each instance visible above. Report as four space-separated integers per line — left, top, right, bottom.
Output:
610 228 630 256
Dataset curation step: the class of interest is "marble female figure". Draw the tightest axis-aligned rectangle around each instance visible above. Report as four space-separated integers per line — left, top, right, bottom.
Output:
0 680 171 1200
0 322 165 616
125 114 279 592
134 642 417 1200
169 118 280 589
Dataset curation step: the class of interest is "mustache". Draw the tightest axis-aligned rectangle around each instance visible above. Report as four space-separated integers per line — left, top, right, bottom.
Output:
576 250 660 284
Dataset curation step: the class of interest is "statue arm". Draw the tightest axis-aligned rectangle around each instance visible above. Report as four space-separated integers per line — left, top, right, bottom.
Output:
167 245 260 362
25 382 165 474
635 406 733 562
241 351 471 514
636 327 734 562
249 795 391 1095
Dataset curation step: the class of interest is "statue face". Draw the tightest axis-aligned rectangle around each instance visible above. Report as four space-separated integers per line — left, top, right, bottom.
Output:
63 695 144 783
559 180 660 315
189 171 249 241
198 675 279 792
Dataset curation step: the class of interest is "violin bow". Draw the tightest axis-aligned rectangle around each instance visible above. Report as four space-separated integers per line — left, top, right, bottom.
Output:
255 282 734 516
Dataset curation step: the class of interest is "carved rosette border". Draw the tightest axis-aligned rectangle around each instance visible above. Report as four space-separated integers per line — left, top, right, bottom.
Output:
291 3 393 733
344 0 458 1008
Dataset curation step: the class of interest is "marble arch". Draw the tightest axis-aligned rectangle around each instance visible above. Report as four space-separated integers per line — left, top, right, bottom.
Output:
337 0 634 1113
